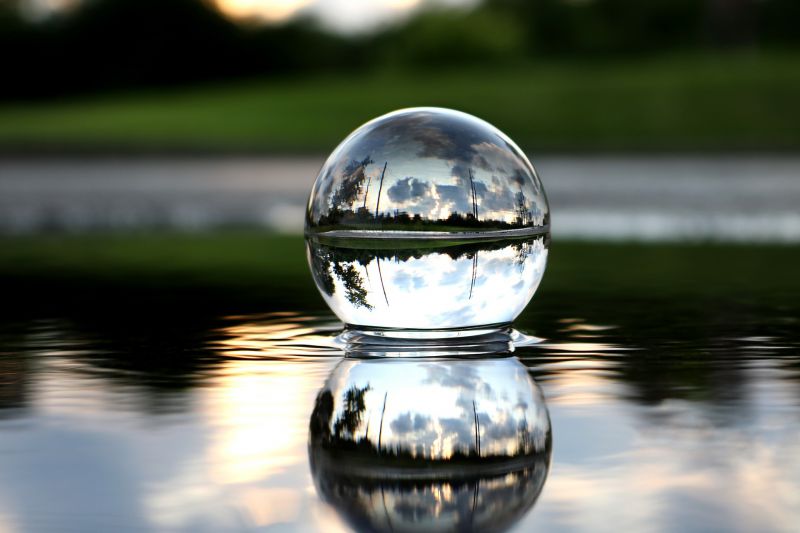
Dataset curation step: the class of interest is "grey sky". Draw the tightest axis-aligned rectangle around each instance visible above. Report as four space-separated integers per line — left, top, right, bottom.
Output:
21 0 478 34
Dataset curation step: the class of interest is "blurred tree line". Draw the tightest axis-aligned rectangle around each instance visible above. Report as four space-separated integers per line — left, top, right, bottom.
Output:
1 0 798 101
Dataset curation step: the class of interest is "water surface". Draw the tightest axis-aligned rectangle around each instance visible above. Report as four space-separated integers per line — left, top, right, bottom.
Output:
1 280 798 532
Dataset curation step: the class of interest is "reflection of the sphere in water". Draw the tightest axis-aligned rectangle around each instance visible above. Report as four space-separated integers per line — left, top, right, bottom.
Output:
307 235 548 330
309 355 551 533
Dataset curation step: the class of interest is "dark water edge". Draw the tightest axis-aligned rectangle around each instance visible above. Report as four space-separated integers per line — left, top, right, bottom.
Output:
0 237 799 531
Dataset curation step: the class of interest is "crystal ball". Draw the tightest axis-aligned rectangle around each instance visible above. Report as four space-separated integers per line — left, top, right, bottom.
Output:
305 107 549 331
309 355 551 532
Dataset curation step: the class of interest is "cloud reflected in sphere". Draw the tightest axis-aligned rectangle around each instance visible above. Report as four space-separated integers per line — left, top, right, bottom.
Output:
305 107 550 331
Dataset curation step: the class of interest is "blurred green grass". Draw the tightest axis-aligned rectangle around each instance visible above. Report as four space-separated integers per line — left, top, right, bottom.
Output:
2 53 799 152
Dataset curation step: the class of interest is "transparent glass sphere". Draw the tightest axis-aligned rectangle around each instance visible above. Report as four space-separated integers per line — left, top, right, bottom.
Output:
309 355 552 533
305 107 549 331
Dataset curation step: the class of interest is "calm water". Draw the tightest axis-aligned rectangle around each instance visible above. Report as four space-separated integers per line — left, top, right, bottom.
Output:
3 155 799 532
1 286 799 532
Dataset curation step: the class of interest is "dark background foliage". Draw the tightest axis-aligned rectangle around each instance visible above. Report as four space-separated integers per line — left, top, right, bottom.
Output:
2 0 798 101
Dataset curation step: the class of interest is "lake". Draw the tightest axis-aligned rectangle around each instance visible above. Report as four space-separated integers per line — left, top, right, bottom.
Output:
0 156 799 532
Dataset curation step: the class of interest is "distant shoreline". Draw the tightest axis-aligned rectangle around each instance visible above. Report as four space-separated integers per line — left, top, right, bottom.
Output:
2 155 800 242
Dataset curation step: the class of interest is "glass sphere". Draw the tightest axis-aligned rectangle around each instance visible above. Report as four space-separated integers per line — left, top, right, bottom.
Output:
309 355 552 533
305 107 549 331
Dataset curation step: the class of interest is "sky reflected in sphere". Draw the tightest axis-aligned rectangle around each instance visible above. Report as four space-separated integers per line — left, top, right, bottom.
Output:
305 107 549 331
306 107 548 235
307 235 548 330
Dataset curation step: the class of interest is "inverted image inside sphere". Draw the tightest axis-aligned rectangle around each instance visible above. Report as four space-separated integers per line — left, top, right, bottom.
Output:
306 107 549 234
306 235 549 330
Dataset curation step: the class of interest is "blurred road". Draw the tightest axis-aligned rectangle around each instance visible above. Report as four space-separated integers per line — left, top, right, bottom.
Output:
1 155 799 241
